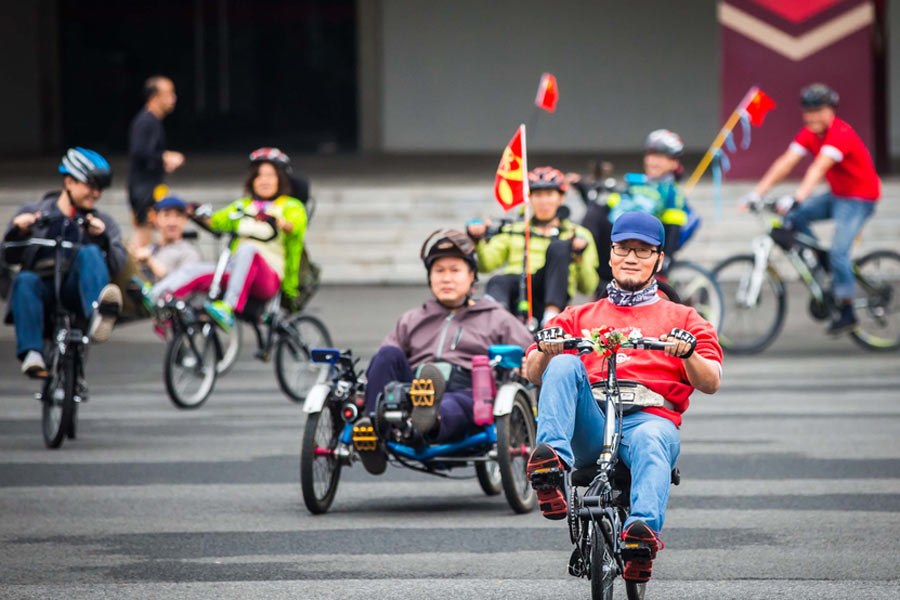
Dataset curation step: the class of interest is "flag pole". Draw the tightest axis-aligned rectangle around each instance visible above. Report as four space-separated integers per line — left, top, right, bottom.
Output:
521 124 534 330
683 86 760 195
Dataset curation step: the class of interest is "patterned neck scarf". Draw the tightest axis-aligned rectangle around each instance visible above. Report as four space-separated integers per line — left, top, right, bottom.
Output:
606 279 659 307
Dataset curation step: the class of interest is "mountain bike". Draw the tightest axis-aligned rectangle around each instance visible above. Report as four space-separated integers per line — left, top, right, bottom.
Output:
531 329 680 600
2 215 96 448
713 200 900 353
300 345 537 515
161 206 331 408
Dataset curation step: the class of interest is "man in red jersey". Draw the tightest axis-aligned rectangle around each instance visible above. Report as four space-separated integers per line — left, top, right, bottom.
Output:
741 83 881 334
523 212 722 583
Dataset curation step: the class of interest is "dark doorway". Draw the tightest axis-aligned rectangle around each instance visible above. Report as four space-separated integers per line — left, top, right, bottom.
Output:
59 0 357 154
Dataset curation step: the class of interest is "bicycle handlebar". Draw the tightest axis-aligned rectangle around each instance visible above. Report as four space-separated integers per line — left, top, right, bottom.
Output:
536 334 675 355
188 204 279 243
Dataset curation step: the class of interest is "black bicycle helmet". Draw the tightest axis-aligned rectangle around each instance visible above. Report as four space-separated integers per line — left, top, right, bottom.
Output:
645 129 684 158
528 166 568 192
58 147 112 190
800 83 839 109
420 228 477 272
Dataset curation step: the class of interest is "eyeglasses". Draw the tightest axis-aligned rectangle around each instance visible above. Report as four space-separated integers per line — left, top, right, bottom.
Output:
611 244 659 259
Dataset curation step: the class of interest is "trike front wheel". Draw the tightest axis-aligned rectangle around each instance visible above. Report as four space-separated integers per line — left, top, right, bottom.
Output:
496 392 536 513
300 407 343 514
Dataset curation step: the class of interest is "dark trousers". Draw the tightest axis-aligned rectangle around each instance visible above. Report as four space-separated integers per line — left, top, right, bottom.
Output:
11 245 109 359
582 203 613 285
485 238 572 318
365 346 475 443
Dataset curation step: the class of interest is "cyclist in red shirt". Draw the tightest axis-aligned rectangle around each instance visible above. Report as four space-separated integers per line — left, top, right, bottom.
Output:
741 83 881 334
523 212 722 583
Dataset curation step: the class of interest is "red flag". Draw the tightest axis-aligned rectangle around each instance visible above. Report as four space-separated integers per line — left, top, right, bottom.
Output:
744 88 776 126
535 73 559 113
494 125 527 210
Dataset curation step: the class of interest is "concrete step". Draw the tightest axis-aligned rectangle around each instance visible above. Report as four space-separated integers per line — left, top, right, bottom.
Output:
1 181 898 283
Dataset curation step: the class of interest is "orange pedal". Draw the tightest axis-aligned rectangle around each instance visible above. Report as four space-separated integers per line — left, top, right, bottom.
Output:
409 378 435 407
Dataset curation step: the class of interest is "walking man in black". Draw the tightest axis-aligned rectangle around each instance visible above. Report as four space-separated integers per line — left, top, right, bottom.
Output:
128 75 184 248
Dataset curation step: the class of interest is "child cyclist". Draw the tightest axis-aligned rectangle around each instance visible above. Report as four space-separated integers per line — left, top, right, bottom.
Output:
574 130 691 288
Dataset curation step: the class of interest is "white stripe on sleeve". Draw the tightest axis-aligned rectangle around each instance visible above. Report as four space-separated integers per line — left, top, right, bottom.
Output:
820 145 844 162
788 142 809 157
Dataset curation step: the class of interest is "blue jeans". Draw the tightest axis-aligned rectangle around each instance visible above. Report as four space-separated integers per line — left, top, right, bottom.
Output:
536 354 680 533
785 192 876 301
10 245 109 359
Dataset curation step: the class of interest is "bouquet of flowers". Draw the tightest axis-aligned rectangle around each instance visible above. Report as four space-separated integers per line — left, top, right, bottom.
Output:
582 327 626 358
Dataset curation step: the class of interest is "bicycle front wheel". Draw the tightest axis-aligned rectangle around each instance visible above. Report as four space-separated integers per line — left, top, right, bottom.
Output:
665 261 725 330
590 518 616 600
42 351 76 449
275 314 332 403
496 392 537 514
300 406 343 514
850 250 900 352
713 254 786 354
164 326 218 409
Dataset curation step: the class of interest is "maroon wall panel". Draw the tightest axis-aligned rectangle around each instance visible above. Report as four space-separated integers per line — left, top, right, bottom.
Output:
719 0 876 178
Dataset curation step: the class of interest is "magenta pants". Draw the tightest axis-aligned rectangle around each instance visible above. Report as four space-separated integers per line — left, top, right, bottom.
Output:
152 244 281 311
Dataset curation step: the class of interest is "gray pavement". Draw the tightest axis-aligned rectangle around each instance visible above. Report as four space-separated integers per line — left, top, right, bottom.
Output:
1 285 900 600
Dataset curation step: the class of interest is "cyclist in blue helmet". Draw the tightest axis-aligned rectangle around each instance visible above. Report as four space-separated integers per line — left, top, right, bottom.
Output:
3 148 127 377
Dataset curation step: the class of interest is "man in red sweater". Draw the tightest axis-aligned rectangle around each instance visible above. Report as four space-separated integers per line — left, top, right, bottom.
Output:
524 212 722 583
741 83 881 334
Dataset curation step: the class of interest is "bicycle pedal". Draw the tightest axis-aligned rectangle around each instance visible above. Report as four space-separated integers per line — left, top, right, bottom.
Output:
409 378 435 407
567 548 586 578
254 350 270 361
621 542 652 562
529 466 563 490
352 423 378 452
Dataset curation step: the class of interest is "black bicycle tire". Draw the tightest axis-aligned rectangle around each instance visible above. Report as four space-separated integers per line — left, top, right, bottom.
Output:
626 580 647 600
475 460 502 496
164 328 218 409
43 352 75 449
849 249 900 352
300 408 342 514
496 392 537 514
590 519 615 600
713 253 786 354
275 314 332 403
66 355 80 440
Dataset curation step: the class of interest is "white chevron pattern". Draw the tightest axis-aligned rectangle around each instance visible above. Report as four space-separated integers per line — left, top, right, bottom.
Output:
718 1 875 61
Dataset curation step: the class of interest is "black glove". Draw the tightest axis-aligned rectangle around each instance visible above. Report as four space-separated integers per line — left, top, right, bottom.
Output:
535 326 565 351
667 328 697 358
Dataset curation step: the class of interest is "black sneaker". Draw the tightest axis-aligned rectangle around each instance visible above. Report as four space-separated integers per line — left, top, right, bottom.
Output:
410 363 446 435
827 304 858 336
526 443 568 520
351 417 387 475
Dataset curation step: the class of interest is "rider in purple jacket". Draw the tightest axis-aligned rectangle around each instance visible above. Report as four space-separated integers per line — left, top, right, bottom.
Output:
354 229 533 474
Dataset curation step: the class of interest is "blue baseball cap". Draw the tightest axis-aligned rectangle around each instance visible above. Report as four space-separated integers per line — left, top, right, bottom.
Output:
154 195 187 212
610 211 665 247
